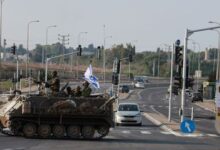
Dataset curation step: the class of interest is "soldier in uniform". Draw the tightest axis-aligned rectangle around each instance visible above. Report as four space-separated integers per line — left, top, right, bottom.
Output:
75 86 82 97
48 71 60 95
82 81 92 97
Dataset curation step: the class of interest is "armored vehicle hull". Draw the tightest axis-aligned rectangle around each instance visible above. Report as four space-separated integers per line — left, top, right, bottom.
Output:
0 94 115 139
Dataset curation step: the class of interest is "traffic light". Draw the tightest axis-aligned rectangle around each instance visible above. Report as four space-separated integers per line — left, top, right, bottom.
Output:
175 45 183 66
172 86 179 95
112 72 119 85
174 75 182 89
129 54 133 62
172 75 182 95
77 45 82 56
11 44 16 55
116 60 121 74
4 39 6 46
186 77 194 89
97 46 101 60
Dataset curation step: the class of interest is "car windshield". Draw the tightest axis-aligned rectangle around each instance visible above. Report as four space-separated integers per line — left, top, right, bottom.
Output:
118 104 138 111
136 79 144 82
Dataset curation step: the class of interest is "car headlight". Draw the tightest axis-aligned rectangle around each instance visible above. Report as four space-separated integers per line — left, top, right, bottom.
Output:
116 113 123 117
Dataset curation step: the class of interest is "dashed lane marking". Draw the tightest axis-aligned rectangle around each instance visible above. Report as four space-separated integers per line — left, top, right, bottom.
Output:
140 131 152 134
121 130 131 134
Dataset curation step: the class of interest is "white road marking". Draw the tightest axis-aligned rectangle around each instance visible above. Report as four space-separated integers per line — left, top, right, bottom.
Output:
105 135 117 139
160 131 172 135
206 134 219 137
121 130 131 134
140 131 152 134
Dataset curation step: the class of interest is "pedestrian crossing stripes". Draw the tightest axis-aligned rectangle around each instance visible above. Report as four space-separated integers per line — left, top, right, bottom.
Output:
108 128 220 138
110 127 171 136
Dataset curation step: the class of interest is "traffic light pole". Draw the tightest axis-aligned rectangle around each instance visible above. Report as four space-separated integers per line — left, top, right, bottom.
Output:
180 26 220 122
168 44 174 122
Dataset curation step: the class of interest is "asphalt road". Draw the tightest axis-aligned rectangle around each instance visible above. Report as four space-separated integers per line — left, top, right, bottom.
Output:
139 87 216 135
0 86 220 150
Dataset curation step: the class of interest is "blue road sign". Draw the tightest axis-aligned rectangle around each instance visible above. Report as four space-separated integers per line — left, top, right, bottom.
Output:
180 120 196 133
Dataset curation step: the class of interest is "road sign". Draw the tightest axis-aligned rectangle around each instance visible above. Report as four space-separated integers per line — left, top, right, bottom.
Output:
180 120 196 133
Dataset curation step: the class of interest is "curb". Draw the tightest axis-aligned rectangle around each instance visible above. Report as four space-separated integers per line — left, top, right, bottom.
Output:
143 112 204 137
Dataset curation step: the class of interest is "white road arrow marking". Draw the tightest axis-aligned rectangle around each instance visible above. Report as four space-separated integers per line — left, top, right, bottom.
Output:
185 122 191 132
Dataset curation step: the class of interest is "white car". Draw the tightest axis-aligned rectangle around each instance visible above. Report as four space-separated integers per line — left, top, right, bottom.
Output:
115 103 142 126
134 80 145 88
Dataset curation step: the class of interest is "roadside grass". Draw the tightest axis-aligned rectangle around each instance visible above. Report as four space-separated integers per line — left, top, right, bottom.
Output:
0 79 29 92
0 80 13 91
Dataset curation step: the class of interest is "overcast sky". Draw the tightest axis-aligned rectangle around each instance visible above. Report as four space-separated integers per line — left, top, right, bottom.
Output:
2 0 220 52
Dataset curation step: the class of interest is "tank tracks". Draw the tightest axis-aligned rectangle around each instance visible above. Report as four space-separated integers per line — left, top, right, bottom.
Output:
0 121 110 140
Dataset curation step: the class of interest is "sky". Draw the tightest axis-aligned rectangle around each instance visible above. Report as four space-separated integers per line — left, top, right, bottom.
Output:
2 0 220 52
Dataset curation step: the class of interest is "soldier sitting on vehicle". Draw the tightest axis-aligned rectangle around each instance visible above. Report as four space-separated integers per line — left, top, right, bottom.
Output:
47 71 60 96
66 86 75 97
75 86 82 97
82 81 92 97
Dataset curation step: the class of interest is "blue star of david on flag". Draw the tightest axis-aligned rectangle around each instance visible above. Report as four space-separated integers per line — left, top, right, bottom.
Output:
84 64 100 89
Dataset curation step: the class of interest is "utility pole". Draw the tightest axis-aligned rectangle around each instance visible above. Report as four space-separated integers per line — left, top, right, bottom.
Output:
0 0 4 67
3 38 6 61
58 34 69 69
157 48 160 77
153 59 155 77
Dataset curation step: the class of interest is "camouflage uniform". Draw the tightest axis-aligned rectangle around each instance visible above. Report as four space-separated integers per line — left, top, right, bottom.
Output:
49 71 60 95
82 81 92 97
66 87 75 97
75 86 82 97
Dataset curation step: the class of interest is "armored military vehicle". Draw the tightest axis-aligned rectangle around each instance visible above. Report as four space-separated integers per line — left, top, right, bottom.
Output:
0 91 116 139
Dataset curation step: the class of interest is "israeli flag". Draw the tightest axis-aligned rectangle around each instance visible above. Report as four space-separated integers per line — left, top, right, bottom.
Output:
84 64 100 89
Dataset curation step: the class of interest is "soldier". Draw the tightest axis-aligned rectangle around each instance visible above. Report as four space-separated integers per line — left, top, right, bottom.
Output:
48 71 60 95
82 81 92 97
66 86 75 97
75 86 82 97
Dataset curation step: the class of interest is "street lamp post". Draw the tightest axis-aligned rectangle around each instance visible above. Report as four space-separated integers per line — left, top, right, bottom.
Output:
180 25 220 122
26 20 39 78
76 32 87 79
42 25 57 65
209 21 220 81
103 35 112 84
0 0 4 66
26 20 39 94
